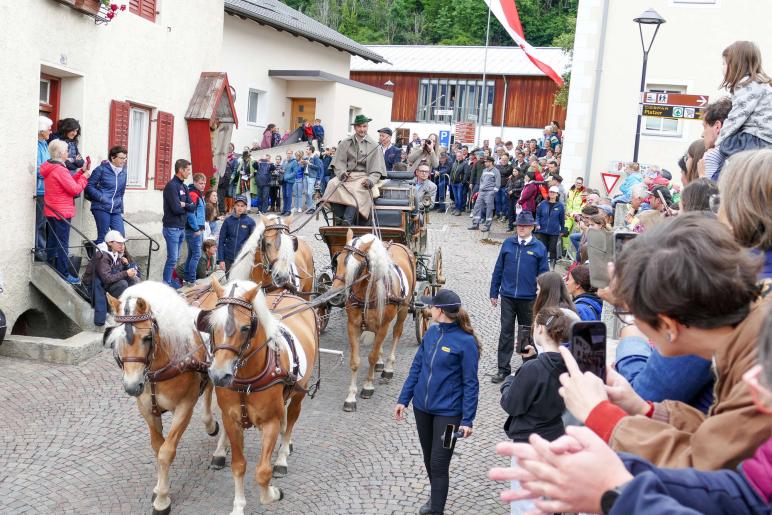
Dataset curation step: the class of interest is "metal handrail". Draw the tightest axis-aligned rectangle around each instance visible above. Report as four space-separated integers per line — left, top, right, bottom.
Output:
122 217 161 252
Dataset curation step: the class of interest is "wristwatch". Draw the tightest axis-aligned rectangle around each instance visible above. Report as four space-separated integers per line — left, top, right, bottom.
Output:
600 481 631 515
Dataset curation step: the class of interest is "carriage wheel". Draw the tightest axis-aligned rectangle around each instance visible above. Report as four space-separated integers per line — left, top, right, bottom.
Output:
432 247 445 285
316 271 333 333
414 285 432 343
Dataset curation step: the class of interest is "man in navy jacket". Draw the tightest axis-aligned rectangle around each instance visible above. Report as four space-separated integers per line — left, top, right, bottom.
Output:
379 128 402 172
162 159 195 288
489 211 549 383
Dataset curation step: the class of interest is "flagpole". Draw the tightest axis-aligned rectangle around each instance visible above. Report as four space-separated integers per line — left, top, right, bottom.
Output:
477 3 492 147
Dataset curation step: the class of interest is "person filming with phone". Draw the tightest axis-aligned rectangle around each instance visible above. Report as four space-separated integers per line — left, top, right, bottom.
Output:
395 290 480 515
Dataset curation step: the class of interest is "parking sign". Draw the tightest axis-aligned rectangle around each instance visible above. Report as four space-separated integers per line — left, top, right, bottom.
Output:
439 130 451 149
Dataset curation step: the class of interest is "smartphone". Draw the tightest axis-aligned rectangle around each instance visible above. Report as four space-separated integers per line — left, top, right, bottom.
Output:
613 231 637 260
85 156 91 171
570 321 607 381
516 325 533 354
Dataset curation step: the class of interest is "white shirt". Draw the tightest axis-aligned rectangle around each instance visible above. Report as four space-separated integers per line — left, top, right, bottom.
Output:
519 235 533 246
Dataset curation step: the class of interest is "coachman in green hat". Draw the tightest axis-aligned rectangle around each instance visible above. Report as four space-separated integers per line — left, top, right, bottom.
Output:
325 114 386 225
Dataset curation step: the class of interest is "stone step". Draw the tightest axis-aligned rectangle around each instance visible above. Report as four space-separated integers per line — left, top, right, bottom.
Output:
29 262 96 332
0 331 103 365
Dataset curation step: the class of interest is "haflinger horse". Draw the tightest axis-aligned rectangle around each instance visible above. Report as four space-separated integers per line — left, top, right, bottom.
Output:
105 281 223 515
229 214 315 296
329 230 416 411
203 277 318 513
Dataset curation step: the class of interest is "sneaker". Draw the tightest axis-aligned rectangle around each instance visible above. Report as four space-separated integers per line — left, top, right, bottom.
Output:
467 225 479 230
65 275 81 284
481 225 491 232
469 212 474 218
419 500 432 515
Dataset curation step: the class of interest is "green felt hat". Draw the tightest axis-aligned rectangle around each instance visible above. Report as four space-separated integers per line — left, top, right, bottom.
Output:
351 114 372 126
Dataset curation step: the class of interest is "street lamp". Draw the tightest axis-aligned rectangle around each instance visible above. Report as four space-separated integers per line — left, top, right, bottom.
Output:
632 8 666 162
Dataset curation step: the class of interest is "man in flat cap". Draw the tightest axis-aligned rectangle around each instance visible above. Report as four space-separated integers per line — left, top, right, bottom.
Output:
378 127 402 172
325 114 386 225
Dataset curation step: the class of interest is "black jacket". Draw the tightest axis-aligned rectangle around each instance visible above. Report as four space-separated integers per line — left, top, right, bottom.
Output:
500 351 567 442
449 159 469 184
162 175 194 228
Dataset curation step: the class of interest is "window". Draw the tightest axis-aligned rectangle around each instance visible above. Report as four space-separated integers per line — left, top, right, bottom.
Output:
247 89 266 126
129 0 157 22
39 74 61 127
643 85 686 137
417 78 494 124
126 107 150 188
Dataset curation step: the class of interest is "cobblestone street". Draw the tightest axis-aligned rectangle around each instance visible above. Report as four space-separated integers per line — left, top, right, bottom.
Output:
0 212 519 515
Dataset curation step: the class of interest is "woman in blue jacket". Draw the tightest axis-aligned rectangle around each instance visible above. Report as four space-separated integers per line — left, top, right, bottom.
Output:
281 151 299 216
535 186 565 269
86 145 128 244
395 290 480 515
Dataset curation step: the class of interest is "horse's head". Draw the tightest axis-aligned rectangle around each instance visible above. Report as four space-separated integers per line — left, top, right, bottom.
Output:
260 214 297 289
105 294 157 397
207 278 269 387
329 229 375 307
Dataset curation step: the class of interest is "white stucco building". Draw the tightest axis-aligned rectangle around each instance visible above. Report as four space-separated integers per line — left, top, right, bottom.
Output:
222 0 392 151
561 0 772 191
0 0 391 342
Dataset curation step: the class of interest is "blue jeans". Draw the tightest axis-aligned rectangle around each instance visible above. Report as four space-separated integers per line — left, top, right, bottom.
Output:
162 226 185 286
292 181 304 211
304 177 317 209
451 183 465 212
282 182 294 213
435 178 447 210
184 229 202 283
570 232 582 262
92 209 125 244
254 186 270 212
320 174 331 194
45 217 71 277
35 197 47 260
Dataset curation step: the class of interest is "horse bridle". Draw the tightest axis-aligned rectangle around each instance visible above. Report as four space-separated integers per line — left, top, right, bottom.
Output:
259 222 301 287
210 295 270 373
108 310 159 370
331 241 370 284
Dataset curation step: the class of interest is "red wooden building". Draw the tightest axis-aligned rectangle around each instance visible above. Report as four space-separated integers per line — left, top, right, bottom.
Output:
350 45 568 144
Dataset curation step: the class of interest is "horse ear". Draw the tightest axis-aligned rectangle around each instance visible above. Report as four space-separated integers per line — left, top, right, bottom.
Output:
211 275 225 298
107 294 121 314
359 239 373 253
243 285 260 303
135 298 149 314
346 228 354 243
260 214 270 226
284 214 293 226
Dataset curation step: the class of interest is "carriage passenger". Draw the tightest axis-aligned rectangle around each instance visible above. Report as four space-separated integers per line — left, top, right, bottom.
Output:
217 195 256 272
395 290 480 515
412 163 438 224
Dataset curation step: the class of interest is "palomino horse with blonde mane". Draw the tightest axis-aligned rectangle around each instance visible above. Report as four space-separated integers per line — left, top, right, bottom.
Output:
105 281 223 515
329 230 416 411
229 214 315 296
203 278 318 513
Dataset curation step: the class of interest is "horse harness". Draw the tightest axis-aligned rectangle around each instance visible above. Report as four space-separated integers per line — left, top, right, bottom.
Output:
210 294 304 429
110 310 210 417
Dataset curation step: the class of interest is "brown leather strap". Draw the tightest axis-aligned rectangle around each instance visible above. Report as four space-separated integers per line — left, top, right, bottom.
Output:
239 390 251 429
150 381 163 417
146 356 210 383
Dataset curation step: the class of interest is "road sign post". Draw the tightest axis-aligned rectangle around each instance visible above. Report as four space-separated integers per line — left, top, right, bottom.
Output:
639 92 709 121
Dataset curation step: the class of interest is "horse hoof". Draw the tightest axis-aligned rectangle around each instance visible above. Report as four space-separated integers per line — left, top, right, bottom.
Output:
151 505 171 515
208 421 219 437
210 456 226 470
343 401 357 412
360 388 374 399
289 443 294 454
381 370 394 380
374 363 384 372
278 488 285 501
273 464 288 477
151 493 156 503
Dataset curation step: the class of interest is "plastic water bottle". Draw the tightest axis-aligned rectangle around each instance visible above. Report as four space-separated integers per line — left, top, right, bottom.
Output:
510 456 536 515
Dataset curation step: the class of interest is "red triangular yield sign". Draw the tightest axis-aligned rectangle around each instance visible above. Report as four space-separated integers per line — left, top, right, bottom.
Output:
601 173 621 194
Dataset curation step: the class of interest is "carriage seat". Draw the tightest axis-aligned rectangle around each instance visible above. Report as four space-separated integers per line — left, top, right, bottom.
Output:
373 209 404 227
374 197 410 207
385 170 415 180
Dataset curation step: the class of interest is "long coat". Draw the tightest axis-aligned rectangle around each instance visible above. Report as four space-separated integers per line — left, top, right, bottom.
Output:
326 133 386 217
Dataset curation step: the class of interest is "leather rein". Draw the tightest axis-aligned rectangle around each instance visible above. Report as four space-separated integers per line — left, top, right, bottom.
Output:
112 312 210 417
332 242 408 311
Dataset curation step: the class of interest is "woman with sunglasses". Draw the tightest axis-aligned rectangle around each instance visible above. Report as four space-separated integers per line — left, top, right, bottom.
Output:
395 289 480 515
490 305 771 514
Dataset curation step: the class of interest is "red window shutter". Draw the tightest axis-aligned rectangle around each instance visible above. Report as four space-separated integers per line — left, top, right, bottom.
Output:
109 100 130 150
154 111 174 190
130 0 156 22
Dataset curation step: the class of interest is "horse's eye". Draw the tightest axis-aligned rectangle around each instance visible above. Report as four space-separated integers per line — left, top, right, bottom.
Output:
142 334 153 344
240 325 250 333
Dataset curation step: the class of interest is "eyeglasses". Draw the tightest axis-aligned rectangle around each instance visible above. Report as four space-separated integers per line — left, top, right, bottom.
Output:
613 307 635 326
114 155 128 160
743 365 772 414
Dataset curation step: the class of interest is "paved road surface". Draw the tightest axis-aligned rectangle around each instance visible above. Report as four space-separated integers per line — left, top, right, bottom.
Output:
0 212 522 514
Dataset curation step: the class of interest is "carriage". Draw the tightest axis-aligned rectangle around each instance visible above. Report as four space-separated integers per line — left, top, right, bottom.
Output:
314 169 445 342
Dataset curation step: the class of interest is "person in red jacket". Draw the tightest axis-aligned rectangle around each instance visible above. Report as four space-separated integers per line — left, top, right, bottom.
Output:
40 139 91 283
517 171 540 217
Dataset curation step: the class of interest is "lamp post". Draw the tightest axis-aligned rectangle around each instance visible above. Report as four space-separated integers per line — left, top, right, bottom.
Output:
632 8 666 163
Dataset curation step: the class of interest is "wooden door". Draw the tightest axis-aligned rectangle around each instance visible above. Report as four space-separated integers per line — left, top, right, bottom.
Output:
290 98 316 129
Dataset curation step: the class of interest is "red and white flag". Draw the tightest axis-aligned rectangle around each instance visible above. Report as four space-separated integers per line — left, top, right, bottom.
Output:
484 0 565 87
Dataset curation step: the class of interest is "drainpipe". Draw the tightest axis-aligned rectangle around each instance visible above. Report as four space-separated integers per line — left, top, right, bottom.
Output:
499 75 507 139
582 0 610 183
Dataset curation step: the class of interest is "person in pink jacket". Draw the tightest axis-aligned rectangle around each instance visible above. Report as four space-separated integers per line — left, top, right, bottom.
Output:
40 139 91 283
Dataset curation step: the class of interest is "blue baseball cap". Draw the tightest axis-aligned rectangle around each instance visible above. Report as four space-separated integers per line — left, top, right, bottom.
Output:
420 289 462 313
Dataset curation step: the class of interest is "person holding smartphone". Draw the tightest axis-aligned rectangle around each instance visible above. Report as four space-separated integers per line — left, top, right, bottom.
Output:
395 290 480 515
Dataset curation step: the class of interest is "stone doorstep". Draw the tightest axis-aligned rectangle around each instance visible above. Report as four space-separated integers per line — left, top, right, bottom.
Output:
0 331 103 365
